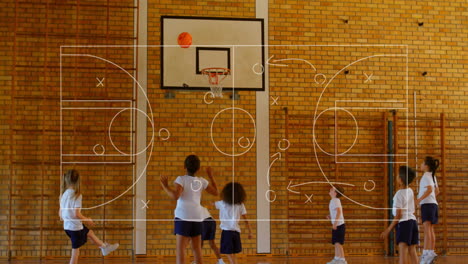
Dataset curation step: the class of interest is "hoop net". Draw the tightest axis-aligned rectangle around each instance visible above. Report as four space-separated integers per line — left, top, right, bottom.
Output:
201 67 230 98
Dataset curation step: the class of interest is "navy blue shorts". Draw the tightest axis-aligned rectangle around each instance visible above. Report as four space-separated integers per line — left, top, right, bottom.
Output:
65 225 89 249
220 230 242 254
202 217 216 241
174 218 202 237
331 224 346 245
421 204 439 225
396 219 419 246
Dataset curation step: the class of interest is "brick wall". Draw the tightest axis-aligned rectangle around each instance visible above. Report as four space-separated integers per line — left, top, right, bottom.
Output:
1 0 466 258
146 0 258 256
268 0 467 256
2 0 136 258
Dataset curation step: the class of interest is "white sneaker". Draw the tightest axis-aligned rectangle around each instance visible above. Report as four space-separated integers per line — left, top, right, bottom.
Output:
217 259 226 264
100 242 119 256
420 252 428 264
426 252 437 264
326 259 338 264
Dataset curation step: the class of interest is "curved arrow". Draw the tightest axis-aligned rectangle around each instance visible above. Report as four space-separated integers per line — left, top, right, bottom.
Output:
287 180 355 194
267 55 317 71
267 152 282 186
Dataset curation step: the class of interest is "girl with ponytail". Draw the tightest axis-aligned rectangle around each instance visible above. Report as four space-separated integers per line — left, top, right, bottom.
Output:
416 156 440 264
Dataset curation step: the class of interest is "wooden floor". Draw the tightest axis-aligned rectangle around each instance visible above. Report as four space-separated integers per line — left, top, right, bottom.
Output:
3 256 468 264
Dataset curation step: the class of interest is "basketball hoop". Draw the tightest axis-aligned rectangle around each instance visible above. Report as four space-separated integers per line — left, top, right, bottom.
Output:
201 67 230 98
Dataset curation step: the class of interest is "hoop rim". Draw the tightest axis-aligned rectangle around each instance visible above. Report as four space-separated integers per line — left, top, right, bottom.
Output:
201 67 231 75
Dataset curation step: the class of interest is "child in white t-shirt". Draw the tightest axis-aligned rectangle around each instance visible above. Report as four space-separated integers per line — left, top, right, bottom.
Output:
215 182 252 264
60 170 119 264
326 186 346 264
160 155 219 264
416 156 440 264
381 166 419 264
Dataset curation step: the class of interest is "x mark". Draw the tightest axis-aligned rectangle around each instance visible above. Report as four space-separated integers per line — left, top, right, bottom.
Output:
141 200 150 210
364 73 373 83
96 77 105 87
271 96 279 105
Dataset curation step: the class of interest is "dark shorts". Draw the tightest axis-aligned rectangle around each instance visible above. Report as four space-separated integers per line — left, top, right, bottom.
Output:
202 217 216 241
65 225 89 249
396 219 419 246
421 203 439 225
331 224 346 245
174 218 202 237
220 230 242 254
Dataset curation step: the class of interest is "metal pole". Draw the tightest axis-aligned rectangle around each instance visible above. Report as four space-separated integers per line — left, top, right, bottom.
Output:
388 119 394 256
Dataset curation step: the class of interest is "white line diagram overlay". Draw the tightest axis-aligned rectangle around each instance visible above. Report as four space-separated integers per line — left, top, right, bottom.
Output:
60 45 408 221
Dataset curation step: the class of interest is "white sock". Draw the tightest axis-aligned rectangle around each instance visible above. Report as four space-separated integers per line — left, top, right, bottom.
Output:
423 249 428 255
334 256 340 260
339 257 346 261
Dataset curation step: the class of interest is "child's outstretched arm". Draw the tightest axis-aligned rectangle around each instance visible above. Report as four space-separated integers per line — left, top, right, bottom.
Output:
160 175 183 200
204 167 219 196
380 208 401 239
241 214 252 239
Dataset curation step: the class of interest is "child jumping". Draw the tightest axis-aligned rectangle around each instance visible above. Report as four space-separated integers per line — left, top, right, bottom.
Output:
326 186 347 264
416 156 440 264
160 155 219 264
215 182 252 264
381 166 419 264
60 169 119 264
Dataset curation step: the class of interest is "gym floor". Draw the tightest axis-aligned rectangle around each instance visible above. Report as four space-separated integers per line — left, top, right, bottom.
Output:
3 256 467 264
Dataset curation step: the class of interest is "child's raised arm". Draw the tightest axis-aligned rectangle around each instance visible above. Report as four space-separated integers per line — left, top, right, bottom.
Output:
204 167 219 196
241 214 252 239
160 175 183 200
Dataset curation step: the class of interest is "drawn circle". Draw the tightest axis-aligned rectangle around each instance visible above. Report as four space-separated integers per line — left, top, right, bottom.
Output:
210 107 256 157
159 128 170 141
313 107 358 156
312 54 400 210
68 54 155 210
108 107 155 156
93 144 105 155
237 136 251 149
278 139 290 151
265 190 276 202
252 63 265 75
314 73 327 85
191 180 203 192
177 32 192 48
364 180 376 192
204 92 214 104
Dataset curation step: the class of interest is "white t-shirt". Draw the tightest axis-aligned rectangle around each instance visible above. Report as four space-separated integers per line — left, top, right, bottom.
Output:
60 189 83 231
215 200 247 233
418 172 438 205
174 175 209 222
392 188 417 222
201 206 212 219
329 198 345 226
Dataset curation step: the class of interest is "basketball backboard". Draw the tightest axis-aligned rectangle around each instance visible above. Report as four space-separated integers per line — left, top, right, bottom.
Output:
161 16 265 91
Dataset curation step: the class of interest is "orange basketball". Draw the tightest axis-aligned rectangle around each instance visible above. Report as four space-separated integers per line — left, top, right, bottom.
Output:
177 32 192 48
